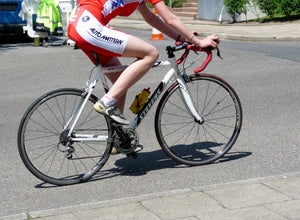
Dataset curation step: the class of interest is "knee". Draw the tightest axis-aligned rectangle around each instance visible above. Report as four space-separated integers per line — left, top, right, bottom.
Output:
148 46 159 63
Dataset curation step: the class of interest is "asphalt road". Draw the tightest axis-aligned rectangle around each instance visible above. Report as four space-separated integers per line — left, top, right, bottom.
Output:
0 31 299 217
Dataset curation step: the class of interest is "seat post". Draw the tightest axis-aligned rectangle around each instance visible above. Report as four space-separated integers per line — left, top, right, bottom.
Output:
92 52 101 66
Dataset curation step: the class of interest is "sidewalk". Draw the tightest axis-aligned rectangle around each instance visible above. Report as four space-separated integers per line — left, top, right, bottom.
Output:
2 173 300 220
108 17 300 41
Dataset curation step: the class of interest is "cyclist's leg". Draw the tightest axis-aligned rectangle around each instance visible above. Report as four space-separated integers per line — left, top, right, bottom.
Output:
105 35 159 100
69 42 126 112
71 35 158 115
68 7 158 119
101 56 127 113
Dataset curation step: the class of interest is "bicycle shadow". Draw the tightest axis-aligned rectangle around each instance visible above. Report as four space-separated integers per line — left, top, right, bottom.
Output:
89 146 252 182
35 146 251 188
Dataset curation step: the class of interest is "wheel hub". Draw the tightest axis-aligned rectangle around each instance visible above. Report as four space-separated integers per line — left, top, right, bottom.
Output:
59 130 70 146
57 130 75 159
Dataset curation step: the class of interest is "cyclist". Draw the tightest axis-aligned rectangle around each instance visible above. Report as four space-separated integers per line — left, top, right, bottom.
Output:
68 0 219 125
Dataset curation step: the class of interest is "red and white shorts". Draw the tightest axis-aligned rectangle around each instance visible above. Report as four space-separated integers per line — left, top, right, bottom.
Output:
68 7 129 65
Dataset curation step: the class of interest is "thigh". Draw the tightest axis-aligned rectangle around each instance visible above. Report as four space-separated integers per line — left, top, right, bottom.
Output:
80 47 118 66
81 50 122 83
122 34 158 59
68 7 130 59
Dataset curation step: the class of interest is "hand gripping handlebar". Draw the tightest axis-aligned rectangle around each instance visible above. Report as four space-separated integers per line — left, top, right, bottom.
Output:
175 42 223 73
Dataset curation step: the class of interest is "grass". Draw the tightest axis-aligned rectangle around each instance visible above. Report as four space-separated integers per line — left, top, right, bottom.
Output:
244 13 300 23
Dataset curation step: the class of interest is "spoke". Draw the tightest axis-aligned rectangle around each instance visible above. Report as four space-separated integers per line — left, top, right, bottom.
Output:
169 127 192 147
57 156 67 178
201 125 218 147
35 145 57 170
45 101 64 130
28 115 59 136
26 128 58 135
161 120 193 138
202 82 221 115
25 133 57 142
204 97 233 117
204 122 230 140
205 117 236 129
47 147 59 174
76 142 99 164
165 99 190 115
183 123 197 144
77 108 98 128
27 142 58 153
71 147 90 172
54 96 66 129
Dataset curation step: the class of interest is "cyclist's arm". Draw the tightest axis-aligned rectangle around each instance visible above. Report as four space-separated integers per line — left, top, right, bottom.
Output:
138 3 179 41
139 1 219 49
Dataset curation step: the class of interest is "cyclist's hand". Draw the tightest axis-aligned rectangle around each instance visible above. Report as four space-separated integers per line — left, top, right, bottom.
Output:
194 34 220 50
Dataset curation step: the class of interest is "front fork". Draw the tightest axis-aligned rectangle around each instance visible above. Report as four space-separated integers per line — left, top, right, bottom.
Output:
177 76 204 124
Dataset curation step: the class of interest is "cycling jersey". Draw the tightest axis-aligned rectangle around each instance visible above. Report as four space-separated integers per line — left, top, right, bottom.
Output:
79 0 161 25
68 0 162 65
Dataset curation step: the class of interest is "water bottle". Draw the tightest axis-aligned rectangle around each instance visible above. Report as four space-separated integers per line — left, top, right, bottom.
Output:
129 88 151 114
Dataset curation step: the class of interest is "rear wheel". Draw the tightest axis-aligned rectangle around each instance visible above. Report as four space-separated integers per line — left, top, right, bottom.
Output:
18 88 113 185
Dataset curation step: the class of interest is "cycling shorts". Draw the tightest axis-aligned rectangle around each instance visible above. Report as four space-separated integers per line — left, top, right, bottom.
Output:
68 6 129 65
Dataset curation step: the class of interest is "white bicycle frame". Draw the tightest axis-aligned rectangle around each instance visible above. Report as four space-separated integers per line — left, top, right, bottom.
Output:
67 48 204 142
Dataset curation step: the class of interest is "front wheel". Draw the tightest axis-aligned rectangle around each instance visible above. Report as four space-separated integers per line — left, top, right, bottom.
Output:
18 88 113 185
155 74 243 166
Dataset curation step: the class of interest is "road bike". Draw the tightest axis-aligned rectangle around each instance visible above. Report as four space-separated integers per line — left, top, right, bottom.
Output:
18 42 243 185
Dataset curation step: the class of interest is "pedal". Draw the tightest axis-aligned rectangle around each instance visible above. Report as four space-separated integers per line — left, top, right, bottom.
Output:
126 151 137 159
135 145 143 153
125 145 143 159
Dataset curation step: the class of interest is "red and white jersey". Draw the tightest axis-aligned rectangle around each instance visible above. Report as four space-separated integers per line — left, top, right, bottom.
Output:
78 0 162 24
68 0 163 64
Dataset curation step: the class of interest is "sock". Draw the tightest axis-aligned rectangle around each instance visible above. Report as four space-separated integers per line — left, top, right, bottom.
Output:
101 95 117 107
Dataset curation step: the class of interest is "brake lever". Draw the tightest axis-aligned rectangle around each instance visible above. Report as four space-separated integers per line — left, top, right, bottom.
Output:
216 46 223 60
205 46 223 60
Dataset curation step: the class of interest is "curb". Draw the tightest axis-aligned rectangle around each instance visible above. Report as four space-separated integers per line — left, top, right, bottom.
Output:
2 172 300 220
108 18 300 42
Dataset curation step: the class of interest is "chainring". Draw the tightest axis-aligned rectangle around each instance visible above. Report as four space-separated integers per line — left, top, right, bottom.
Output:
114 128 139 154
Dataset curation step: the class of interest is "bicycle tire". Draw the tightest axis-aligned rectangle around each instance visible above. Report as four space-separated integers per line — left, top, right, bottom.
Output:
18 88 113 185
155 74 242 166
